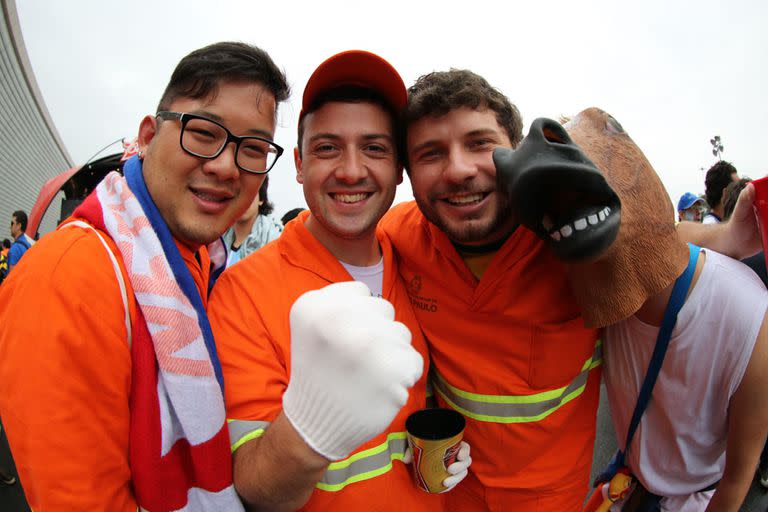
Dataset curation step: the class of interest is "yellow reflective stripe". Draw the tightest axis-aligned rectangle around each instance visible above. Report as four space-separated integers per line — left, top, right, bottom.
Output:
586 339 603 372
316 432 408 492
228 419 269 452
434 339 602 423
227 421 409 491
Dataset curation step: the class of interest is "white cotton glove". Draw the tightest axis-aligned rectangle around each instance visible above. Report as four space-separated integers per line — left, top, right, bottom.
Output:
402 441 472 492
282 281 424 461
443 441 472 490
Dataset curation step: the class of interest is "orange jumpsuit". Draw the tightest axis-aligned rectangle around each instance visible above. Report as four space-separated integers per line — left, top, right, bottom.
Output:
380 202 601 512
0 220 209 511
209 212 443 511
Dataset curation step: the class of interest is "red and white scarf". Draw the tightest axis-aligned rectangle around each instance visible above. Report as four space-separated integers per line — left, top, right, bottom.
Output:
71 156 242 511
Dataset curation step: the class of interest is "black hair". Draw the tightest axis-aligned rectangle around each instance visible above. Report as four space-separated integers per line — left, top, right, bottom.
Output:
258 176 274 216
281 207 305 226
704 160 738 209
12 210 28 231
157 42 290 112
723 177 752 220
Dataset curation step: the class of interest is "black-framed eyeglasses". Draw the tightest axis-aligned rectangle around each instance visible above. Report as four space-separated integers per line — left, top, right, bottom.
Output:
156 111 283 174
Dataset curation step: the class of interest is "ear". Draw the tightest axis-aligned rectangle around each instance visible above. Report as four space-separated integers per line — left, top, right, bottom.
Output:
720 186 729 207
294 146 304 184
396 164 404 185
138 115 158 155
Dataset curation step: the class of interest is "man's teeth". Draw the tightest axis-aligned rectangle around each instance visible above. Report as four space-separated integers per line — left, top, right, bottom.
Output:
334 193 367 203
447 193 483 205
195 191 226 202
547 206 612 241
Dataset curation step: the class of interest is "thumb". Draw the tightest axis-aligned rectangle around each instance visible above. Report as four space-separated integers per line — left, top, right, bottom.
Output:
402 446 413 464
735 183 756 222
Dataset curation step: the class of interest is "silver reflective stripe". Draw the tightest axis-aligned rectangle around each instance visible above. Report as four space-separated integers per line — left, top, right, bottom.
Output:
317 433 408 491
229 421 408 491
61 220 132 348
228 419 271 452
425 374 438 408
433 339 602 423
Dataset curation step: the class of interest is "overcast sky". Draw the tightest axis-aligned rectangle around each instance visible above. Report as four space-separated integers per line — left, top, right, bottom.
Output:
16 0 768 218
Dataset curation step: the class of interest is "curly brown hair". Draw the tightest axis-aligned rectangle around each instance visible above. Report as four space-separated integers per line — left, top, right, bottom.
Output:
402 69 523 165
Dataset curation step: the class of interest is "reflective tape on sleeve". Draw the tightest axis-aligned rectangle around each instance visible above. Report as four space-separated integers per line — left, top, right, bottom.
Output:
228 421 409 492
316 432 408 492
433 339 602 423
228 419 271 452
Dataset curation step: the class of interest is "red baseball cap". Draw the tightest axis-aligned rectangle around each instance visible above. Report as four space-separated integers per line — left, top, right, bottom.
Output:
300 50 407 119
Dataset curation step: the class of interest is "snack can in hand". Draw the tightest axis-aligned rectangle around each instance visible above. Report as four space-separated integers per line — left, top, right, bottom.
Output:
405 408 465 493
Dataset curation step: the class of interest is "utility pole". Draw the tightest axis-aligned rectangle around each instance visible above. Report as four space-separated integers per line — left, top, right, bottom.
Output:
710 135 724 160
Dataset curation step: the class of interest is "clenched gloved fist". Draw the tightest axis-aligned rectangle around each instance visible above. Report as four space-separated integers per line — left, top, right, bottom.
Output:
282 281 424 461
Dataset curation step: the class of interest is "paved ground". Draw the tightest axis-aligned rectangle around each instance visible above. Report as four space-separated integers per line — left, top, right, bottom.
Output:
0 423 29 512
2 386 767 511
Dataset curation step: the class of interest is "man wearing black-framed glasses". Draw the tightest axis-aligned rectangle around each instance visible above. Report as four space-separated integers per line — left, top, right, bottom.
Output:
0 42 290 512
155 111 283 175
141 95 285 247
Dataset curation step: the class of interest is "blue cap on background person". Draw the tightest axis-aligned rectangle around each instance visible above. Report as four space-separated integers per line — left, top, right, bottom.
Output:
677 192 704 211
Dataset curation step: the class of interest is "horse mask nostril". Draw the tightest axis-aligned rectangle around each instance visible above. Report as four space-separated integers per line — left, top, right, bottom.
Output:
543 128 565 143
495 116 621 262
541 121 570 145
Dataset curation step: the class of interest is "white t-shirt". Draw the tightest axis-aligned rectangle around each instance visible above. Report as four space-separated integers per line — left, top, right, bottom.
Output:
604 249 767 511
702 213 721 225
340 257 384 298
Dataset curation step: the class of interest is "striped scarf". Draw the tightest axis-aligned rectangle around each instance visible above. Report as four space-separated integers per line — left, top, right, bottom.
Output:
73 156 243 511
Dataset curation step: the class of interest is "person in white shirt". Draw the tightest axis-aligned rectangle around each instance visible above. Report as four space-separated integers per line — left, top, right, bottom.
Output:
495 108 768 511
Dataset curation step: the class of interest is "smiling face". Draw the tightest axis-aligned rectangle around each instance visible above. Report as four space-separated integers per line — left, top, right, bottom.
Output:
296 101 401 246
407 107 518 246
138 81 275 248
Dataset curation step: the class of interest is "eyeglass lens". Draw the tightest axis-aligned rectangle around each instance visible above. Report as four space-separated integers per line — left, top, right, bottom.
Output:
181 117 278 173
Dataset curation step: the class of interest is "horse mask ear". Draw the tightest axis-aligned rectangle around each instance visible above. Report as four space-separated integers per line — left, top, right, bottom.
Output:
496 108 687 328
562 108 688 328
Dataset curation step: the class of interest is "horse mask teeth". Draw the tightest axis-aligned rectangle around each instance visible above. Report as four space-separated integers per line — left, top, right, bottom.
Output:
494 117 622 264
496 108 688 328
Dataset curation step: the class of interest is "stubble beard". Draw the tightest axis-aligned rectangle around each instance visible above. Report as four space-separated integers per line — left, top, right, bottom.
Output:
415 194 515 245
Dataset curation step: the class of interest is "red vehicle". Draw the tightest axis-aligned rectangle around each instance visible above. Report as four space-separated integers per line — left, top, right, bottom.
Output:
27 152 127 239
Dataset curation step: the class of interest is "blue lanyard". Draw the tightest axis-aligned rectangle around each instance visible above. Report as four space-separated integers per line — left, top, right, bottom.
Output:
622 243 701 458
